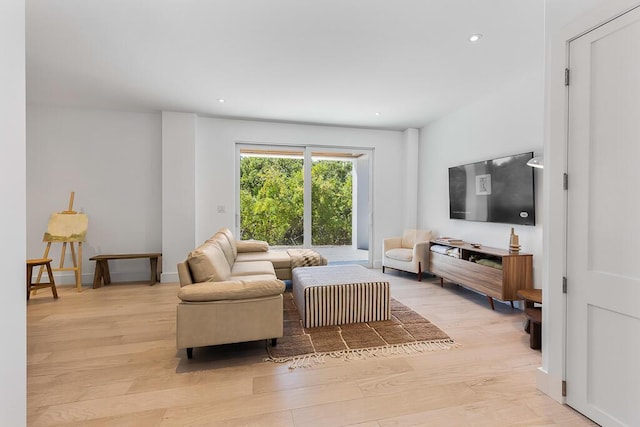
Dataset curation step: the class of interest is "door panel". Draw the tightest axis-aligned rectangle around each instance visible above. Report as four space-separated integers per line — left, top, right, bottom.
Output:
586 306 640 423
566 6 640 426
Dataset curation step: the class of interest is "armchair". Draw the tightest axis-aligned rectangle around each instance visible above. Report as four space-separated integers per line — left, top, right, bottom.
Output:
382 229 433 281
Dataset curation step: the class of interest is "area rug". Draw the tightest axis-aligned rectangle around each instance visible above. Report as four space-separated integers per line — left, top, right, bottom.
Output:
266 292 457 368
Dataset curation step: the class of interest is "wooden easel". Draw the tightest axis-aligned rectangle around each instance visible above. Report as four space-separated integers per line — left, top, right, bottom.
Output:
36 192 85 292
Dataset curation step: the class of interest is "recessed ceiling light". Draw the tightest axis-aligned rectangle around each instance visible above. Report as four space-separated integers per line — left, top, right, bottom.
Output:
217 98 225 103
468 34 483 43
375 112 381 116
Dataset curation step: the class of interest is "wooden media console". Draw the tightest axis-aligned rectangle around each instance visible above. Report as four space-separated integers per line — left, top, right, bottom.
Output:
428 241 532 310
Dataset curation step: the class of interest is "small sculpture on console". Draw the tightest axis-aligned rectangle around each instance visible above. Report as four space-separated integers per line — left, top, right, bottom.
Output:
509 227 521 253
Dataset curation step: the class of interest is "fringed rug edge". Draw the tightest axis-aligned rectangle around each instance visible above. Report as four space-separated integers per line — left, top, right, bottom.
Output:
264 338 459 369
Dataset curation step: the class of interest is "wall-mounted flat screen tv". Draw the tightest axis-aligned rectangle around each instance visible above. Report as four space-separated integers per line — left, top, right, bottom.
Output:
449 152 535 226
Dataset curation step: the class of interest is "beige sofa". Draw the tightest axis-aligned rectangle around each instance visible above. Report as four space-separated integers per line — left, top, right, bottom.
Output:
176 228 287 359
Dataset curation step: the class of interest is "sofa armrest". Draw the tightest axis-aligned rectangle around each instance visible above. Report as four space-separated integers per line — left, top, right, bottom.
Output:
383 237 402 253
236 239 270 253
413 241 430 265
177 261 193 287
178 278 285 302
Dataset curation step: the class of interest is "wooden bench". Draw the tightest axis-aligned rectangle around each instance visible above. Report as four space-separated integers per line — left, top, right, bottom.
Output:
90 253 162 288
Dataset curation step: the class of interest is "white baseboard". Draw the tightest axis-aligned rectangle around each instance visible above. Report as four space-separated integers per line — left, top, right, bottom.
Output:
50 271 156 286
161 272 178 283
537 367 565 403
49 272 93 286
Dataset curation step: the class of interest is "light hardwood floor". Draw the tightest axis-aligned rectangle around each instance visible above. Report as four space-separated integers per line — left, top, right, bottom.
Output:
27 271 595 426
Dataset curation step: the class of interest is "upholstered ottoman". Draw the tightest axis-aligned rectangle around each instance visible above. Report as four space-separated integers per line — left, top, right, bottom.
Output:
292 265 390 328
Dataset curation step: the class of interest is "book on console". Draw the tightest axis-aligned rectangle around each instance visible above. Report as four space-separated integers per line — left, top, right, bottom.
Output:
435 237 464 245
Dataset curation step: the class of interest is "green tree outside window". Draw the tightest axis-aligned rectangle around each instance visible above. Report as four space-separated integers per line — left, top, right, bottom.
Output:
240 156 352 246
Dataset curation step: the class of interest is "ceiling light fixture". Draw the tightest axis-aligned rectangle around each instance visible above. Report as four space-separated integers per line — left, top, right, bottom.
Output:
217 98 225 103
375 112 381 116
468 34 483 43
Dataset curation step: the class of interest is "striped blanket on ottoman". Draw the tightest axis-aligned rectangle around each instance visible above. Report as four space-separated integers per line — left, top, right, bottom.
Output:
287 248 328 269
292 265 390 328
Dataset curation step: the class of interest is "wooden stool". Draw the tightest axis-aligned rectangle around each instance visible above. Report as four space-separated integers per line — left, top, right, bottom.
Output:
524 307 542 349
27 258 58 300
517 288 542 349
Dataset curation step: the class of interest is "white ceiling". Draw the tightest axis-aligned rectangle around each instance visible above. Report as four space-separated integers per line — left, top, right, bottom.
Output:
26 0 545 131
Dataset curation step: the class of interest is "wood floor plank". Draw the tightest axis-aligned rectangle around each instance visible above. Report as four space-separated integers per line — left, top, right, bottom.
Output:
343 422 382 427
161 409 295 427
37 339 176 364
29 379 134 408
377 397 549 426
253 358 414 394
32 379 253 426
27 276 596 426
160 381 363 426
50 409 168 427
290 382 479 427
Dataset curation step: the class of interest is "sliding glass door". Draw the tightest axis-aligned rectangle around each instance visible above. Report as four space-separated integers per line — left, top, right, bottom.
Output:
237 144 371 265
310 154 353 246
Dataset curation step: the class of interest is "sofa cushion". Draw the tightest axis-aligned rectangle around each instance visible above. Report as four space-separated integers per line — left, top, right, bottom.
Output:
235 273 281 282
236 239 269 253
385 248 413 262
207 233 234 267
218 227 238 259
235 250 291 269
401 229 432 249
187 242 231 283
231 260 275 277
178 279 285 302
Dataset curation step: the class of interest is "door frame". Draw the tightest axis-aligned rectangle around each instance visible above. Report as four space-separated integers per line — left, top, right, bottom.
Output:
543 0 640 404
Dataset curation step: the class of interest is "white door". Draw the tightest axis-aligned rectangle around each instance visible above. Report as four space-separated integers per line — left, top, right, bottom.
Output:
566 6 640 426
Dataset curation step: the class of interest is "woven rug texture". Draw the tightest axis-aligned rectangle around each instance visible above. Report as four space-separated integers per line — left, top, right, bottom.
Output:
267 292 456 368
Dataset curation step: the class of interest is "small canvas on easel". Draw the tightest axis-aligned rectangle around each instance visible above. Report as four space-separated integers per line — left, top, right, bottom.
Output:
43 213 88 242
37 192 88 292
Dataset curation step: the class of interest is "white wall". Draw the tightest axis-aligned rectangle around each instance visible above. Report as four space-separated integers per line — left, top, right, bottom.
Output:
0 0 26 423
545 0 608 30
161 112 196 282
26 107 162 284
174 116 405 273
403 128 419 230
418 71 545 288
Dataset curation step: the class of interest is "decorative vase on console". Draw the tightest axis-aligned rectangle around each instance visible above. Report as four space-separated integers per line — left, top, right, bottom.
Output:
509 227 521 253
